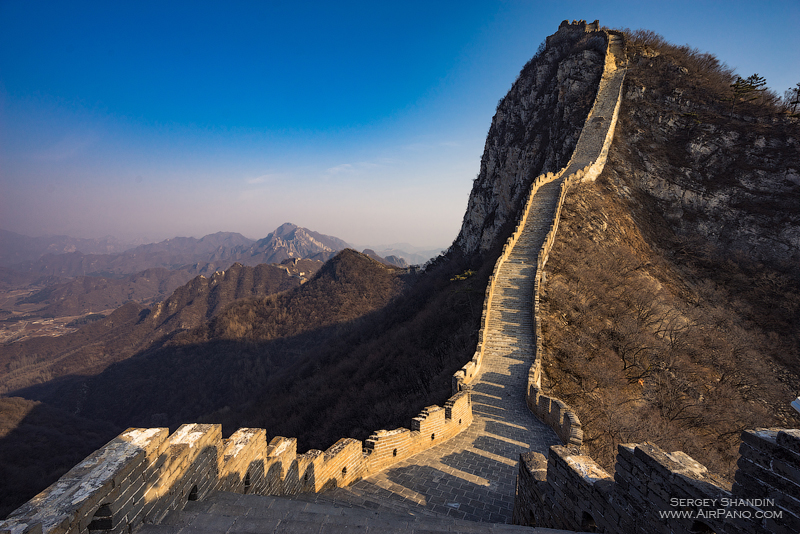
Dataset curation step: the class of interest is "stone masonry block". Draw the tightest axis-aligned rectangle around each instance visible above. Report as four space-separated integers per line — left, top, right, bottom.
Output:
738 441 774 473
550 399 567 428
411 405 445 436
736 457 800 498
520 451 548 482
741 429 800 465
616 444 636 466
267 437 297 476
463 361 476 380
777 429 800 456
322 438 364 488
444 390 471 422
633 443 683 476
223 428 266 464
2 427 168 534
295 450 324 492
537 395 552 419
773 457 800 487
219 428 266 493
733 472 800 527
733 470 773 500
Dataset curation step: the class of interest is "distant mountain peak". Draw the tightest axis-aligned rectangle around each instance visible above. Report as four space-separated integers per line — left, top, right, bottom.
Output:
247 224 349 265
273 222 300 237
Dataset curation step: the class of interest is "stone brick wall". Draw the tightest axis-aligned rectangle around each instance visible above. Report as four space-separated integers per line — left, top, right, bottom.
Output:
0 390 473 534
451 22 615 398
524 25 626 448
454 24 626 453
513 428 800 534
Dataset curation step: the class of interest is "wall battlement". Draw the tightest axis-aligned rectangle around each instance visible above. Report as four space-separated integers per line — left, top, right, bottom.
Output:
546 20 601 48
0 391 472 534
513 429 800 534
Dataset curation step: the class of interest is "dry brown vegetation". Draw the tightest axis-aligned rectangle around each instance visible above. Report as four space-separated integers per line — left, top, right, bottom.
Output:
621 29 788 114
540 30 800 480
541 179 799 479
65 248 489 450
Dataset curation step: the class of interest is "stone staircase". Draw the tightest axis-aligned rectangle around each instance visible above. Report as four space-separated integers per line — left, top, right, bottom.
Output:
138 490 578 533
484 178 564 362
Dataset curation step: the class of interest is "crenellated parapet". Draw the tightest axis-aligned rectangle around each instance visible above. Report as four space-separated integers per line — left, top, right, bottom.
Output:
0 391 473 534
514 429 800 533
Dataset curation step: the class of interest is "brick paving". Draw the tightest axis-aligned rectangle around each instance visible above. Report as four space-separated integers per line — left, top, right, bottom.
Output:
143 491 578 533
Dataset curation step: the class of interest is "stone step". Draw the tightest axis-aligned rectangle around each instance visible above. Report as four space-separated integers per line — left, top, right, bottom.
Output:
135 490 581 533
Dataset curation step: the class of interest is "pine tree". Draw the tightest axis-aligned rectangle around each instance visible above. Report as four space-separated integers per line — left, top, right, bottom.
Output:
729 73 767 116
785 82 800 116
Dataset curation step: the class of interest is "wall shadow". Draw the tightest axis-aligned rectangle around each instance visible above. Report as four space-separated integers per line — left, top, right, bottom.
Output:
0 398 121 519
368 462 516 524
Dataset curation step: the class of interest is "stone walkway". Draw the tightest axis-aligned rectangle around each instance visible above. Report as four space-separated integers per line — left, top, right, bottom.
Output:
563 32 625 176
144 491 579 533
299 178 567 524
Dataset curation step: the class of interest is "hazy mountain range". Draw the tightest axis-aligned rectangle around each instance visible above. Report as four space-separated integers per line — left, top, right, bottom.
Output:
0 223 434 320
0 224 442 278
0 224 344 278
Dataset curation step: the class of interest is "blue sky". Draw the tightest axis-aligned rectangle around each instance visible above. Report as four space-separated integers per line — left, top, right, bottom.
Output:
1 1 798 248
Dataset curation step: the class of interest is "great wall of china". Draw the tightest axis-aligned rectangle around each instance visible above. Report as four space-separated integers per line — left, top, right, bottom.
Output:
2 20 799 534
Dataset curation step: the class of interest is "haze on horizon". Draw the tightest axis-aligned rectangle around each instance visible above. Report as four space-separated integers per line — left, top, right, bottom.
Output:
1 1 798 248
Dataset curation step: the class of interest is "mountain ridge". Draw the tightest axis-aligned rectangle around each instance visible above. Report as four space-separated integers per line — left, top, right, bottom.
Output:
0 259 321 397
0 223 347 279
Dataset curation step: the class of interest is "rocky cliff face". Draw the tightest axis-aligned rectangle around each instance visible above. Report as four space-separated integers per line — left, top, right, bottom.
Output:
454 24 607 255
609 39 800 267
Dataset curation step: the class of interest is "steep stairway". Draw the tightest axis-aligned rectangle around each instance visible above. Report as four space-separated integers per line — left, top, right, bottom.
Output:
283 178 568 525
268 29 628 526
563 32 625 177
138 490 580 533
